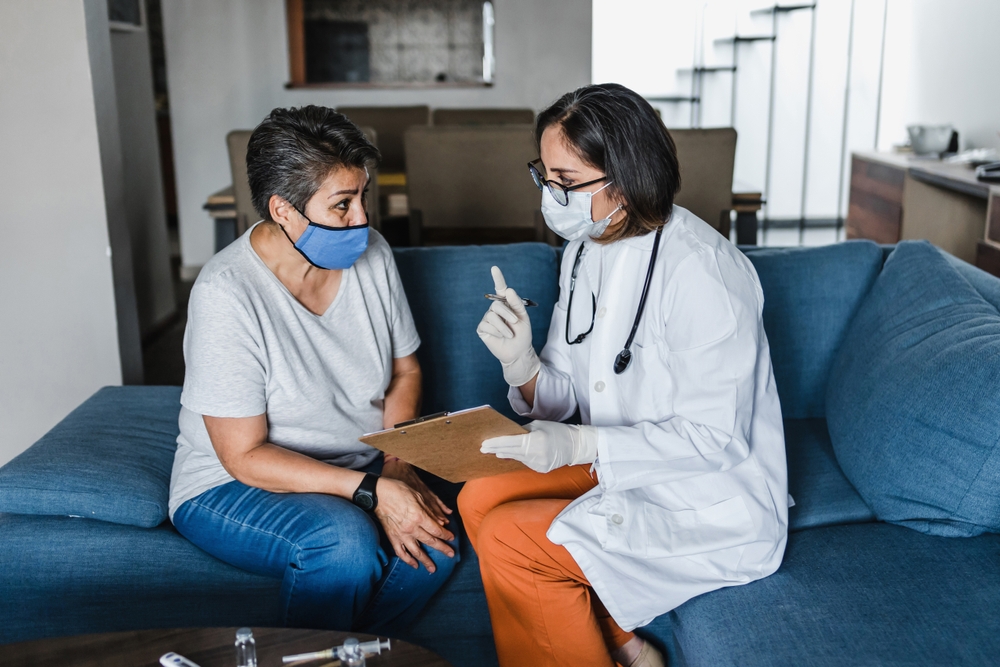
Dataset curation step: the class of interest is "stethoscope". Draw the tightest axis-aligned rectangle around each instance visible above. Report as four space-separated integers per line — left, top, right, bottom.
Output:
565 225 664 374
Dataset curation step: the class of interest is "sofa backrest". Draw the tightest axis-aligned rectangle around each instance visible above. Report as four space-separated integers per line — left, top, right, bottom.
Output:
396 239 885 423
393 244 560 422
741 241 883 419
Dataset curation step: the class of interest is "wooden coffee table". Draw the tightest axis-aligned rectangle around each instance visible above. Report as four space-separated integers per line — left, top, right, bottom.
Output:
0 627 451 667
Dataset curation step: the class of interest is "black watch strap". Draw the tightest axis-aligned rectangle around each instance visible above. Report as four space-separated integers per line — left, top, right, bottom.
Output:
352 472 379 512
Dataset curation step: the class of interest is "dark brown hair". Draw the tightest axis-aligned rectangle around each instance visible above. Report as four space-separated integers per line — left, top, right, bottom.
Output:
536 83 681 243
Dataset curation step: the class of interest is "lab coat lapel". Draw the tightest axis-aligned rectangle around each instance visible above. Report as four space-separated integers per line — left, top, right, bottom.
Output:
588 237 650 426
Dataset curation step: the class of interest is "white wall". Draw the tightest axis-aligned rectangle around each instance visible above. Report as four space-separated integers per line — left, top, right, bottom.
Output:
0 1 124 465
110 26 176 336
163 0 593 274
878 0 1000 153
595 0 1000 229
593 0 698 103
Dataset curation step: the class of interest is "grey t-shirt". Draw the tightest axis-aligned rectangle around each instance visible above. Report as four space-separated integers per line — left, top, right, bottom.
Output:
168 224 420 518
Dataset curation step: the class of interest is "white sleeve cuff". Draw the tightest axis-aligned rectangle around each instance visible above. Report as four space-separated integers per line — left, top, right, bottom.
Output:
508 383 535 416
594 427 617 490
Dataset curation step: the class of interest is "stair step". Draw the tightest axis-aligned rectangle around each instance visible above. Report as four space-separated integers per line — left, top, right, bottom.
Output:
714 35 776 44
749 3 816 14
678 66 738 73
644 96 700 103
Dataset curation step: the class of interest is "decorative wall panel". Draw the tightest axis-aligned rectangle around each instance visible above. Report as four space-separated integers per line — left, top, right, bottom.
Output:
304 0 484 84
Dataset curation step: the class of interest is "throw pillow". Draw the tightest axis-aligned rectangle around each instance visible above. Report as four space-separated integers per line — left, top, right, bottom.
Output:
0 386 181 528
826 241 1000 537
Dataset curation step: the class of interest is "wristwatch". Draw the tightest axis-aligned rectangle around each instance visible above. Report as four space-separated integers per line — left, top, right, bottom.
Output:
352 472 380 512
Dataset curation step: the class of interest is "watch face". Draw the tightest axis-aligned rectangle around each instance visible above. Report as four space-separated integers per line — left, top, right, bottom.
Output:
356 493 375 511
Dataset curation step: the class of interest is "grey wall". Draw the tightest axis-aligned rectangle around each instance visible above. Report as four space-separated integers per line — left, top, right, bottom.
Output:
0 0 125 465
163 0 592 275
110 25 176 336
84 0 144 384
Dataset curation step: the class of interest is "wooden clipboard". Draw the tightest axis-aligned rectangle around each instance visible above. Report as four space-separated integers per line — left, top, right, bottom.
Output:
359 406 528 483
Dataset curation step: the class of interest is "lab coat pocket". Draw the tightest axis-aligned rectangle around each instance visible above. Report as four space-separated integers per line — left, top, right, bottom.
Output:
641 496 757 560
621 341 671 424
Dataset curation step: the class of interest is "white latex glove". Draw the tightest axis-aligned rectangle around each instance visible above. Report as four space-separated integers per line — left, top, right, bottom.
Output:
481 420 598 473
476 266 541 387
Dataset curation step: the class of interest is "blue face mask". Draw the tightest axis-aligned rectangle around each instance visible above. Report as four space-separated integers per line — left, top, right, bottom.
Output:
282 213 369 270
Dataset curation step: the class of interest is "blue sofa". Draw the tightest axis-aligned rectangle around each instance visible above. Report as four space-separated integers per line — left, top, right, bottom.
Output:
2 239 999 666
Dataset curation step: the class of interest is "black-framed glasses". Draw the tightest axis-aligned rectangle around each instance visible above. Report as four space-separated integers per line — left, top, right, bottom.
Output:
528 159 607 206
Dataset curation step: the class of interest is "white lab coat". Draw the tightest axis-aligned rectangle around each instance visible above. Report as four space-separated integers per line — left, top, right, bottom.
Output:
508 207 788 631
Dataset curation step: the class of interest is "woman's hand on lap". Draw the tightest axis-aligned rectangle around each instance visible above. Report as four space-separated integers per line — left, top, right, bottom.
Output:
381 458 452 524
374 475 455 572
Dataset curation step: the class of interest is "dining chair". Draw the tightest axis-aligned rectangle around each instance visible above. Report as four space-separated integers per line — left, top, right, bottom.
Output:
669 127 738 236
404 124 548 246
432 108 535 126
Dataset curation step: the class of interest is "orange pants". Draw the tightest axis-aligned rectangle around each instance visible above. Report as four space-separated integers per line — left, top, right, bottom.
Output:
458 465 635 667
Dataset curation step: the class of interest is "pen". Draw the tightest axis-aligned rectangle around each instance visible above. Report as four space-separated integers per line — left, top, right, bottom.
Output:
485 293 538 308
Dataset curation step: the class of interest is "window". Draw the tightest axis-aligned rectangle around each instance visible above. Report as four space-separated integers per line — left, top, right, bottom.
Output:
286 0 495 87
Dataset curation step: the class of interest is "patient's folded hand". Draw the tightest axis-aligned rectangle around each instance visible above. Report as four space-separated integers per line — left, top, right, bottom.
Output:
381 457 452 524
374 475 456 572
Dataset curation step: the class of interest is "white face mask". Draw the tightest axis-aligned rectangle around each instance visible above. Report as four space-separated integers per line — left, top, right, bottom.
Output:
540 182 622 242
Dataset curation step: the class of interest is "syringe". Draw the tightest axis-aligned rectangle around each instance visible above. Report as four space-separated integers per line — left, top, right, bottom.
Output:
282 637 391 664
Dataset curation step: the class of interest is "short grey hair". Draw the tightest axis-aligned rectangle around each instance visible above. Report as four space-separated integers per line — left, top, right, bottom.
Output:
246 105 380 220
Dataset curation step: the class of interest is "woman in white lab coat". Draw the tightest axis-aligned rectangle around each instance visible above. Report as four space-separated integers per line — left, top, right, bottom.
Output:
458 84 789 667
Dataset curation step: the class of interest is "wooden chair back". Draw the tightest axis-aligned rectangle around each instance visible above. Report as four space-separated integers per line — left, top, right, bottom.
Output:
404 125 546 245
337 106 430 173
226 130 255 236
669 128 737 234
432 108 535 126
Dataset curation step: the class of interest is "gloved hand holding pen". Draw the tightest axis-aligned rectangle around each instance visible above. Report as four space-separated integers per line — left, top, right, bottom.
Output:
476 266 541 387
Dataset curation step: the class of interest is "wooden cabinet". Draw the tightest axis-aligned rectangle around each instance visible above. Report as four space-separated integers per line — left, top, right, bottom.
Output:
848 152 1000 277
988 187 1000 245
980 189 1000 278
976 241 1000 277
847 154 906 244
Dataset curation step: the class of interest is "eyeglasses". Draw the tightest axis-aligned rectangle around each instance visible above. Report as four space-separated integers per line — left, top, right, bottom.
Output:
528 159 607 206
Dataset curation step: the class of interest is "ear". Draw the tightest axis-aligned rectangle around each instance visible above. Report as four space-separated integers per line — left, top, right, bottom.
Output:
268 195 298 227
607 184 627 211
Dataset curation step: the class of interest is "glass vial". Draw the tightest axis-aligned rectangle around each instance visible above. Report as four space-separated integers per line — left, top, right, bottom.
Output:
339 637 366 667
235 627 258 667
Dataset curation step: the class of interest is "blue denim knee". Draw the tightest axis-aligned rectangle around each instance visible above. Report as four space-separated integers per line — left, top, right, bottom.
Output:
172 480 457 632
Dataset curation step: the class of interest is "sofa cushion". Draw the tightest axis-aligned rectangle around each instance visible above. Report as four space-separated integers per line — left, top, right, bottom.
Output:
0 511 498 667
742 241 883 419
0 512 282 645
784 419 874 531
670 522 1000 666
394 244 560 422
0 386 181 528
827 241 1000 537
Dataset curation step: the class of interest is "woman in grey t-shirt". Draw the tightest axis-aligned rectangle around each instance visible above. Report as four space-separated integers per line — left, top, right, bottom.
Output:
169 106 457 633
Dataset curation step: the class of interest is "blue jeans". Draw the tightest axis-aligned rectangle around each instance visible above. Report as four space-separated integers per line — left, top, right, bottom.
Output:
171 462 459 634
